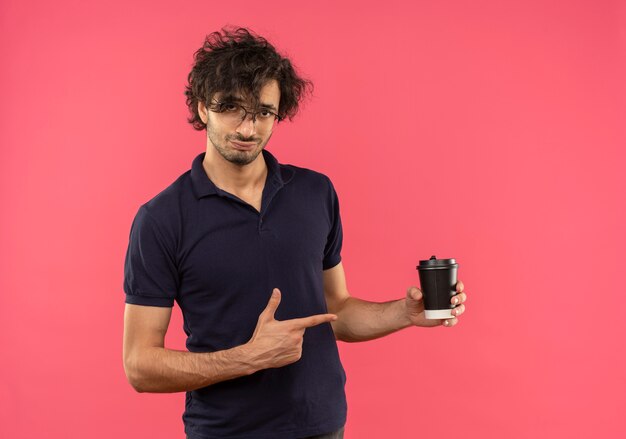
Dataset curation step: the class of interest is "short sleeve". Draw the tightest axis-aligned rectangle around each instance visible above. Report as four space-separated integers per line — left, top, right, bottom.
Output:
123 206 179 307
322 177 343 270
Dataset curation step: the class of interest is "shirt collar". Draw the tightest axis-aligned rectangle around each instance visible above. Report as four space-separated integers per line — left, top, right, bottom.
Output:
190 148 294 199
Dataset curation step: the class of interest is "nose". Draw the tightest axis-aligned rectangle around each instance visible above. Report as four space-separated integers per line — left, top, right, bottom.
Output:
236 112 258 137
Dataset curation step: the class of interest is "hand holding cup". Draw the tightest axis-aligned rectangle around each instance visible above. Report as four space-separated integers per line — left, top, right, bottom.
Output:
406 255 467 327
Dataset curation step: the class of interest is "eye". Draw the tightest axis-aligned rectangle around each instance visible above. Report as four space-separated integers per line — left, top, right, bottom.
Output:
258 110 274 118
221 103 239 112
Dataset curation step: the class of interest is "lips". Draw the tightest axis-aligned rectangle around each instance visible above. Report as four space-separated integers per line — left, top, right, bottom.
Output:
230 141 257 150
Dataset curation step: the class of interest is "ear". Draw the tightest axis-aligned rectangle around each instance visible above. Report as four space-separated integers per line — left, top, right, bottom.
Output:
198 101 208 124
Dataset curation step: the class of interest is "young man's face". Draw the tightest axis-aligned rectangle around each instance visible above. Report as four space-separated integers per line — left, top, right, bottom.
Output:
200 79 281 167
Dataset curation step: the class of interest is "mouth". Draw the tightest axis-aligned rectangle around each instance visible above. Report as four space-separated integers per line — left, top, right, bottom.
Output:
230 140 257 151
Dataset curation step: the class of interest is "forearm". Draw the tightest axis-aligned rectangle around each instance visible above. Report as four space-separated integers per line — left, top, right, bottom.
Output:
332 297 412 342
128 344 257 393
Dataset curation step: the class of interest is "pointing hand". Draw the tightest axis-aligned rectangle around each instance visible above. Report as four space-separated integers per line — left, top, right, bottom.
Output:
246 288 338 369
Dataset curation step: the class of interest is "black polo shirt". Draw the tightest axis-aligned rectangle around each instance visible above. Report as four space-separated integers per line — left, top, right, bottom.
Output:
123 148 347 439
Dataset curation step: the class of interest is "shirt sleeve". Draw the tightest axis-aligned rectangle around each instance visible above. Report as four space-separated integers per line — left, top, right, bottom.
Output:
322 176 343 270
123 206 179 307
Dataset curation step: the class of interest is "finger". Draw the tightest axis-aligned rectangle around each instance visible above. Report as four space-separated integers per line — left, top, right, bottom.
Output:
290 313 338 329
452 304 465 317
451 292 467 305
261 288 281 320
456 280 464 293
406 286 422 301
442 317 458 327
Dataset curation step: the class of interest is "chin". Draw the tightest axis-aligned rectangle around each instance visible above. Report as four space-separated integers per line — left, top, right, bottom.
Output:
227 148 262 166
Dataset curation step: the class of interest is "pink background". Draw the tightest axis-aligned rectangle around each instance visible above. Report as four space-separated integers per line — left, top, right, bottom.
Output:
1 0 625 437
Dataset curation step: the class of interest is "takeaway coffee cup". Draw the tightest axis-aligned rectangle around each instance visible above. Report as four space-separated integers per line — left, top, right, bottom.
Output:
416 255 459 319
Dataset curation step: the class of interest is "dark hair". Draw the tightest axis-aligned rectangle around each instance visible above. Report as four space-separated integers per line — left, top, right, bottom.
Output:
184 26 314 131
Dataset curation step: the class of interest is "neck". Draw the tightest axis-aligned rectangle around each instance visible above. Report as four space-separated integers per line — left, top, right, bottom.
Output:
202 147 268 193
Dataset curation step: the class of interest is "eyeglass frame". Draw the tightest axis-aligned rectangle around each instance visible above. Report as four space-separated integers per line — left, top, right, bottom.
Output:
208 99 282 126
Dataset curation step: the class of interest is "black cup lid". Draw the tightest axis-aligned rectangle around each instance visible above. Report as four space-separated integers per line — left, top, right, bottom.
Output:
416 255 457 270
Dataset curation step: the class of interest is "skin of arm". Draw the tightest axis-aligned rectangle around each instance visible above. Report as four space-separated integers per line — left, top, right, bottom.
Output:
123 296 336 393
323 262 413 342
123 304 258 393
127 346 257 393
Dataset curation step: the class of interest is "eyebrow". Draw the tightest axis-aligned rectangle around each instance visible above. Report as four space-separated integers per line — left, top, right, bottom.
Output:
218 94 278 111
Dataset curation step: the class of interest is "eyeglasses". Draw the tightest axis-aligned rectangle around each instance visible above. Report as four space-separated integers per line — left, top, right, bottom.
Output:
208 100 281 128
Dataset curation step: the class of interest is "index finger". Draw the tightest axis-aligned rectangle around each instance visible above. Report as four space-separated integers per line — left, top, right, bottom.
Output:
289 313 338 329
456 280 465 293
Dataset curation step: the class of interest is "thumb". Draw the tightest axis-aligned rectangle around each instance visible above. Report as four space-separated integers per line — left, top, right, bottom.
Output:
262 288 281 320
407 286 423 302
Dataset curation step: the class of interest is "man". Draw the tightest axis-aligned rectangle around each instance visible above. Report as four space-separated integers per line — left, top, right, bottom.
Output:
122 26 467 439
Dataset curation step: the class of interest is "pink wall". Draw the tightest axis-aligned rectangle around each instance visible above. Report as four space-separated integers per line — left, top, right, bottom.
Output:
1 0 625 437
